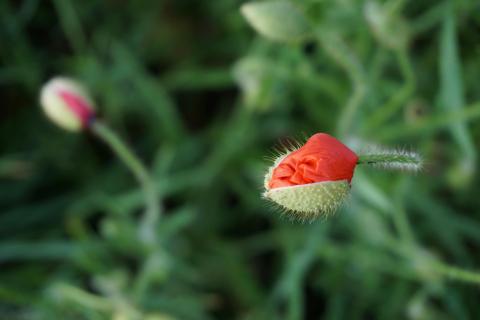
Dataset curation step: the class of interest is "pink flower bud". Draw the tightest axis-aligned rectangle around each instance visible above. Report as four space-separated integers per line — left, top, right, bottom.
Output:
40 77 96 131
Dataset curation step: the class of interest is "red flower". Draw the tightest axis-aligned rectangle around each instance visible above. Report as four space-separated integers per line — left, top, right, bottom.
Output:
268 133 358 189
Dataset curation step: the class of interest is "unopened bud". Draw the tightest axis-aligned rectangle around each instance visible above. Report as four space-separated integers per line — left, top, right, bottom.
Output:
263 133 422 221
40 77 96 131
263 133 358 220
241 1 311 43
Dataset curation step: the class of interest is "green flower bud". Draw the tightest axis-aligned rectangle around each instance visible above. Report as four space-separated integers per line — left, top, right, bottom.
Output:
241 1 311 43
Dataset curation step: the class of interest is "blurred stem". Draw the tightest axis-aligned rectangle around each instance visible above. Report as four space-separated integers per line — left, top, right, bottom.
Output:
393 207 415 246
91 121 160 246
388 243 480 286
340 79 367 137
369 48 388 87
365 48 415 130
132 251 164 302
377 101 480 141
316 31 367 137
432 262 480 285
392 179 416 246
273 224 325 320
53 283 112 312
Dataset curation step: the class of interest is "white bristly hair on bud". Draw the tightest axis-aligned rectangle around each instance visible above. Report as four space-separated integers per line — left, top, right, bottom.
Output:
263 180 351 221
357 147 423 172
263 140 302 190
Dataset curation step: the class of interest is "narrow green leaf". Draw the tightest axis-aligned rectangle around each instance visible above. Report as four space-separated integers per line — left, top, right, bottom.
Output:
52 0 86 52
376 101 480 141
439 6 476 185
0 242 76 262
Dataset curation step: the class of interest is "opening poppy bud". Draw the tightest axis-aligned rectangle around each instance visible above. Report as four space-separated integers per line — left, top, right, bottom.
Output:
40 77 96 131
263 133 358 219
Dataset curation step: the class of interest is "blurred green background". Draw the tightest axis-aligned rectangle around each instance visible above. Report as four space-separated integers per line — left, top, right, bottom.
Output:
1 0 480 319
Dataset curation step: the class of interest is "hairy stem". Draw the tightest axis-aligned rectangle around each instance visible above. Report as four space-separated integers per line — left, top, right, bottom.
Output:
357 151 422 171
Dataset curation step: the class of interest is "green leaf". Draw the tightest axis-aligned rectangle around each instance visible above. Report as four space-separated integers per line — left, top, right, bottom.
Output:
0 241 76 262
439 6 476 186
241 1 311 43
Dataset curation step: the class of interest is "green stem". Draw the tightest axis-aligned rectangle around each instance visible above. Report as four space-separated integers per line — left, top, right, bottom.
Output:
53 283 113 312
91 121 160 245
385 240 480 286
357 151 422 170
376 101 480 141
432 262 480 285
393 207 415 246
316 30 367 137
392 179 416 246
365 48 415 130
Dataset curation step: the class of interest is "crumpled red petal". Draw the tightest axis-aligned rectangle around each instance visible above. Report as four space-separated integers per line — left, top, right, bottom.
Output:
268 133 358 189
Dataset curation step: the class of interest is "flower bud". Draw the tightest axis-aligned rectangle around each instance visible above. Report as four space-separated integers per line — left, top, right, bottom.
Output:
40 77 96 131
263 133 358 220
241 1 311 43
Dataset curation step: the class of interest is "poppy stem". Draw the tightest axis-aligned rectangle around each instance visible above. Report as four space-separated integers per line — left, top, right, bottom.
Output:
357 150 422 171
90 120 161 246
431 262 480 285
51 283 113 312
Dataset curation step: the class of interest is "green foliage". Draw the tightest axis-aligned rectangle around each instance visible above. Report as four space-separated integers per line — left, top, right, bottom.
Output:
1 0 480 319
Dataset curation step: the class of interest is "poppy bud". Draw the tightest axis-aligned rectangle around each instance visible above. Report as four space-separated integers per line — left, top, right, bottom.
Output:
263 133 422 220
40 77 96 131
263 133 358 219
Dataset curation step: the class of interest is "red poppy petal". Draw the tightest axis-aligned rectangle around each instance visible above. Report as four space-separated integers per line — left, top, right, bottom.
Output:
268 133 358 189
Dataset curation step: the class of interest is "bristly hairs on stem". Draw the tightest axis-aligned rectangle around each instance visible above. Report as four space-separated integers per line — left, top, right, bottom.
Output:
357 147 423 172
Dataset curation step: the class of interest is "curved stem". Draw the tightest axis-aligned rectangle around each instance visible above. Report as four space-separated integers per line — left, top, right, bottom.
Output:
90 121 160 246
315 30 367 137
